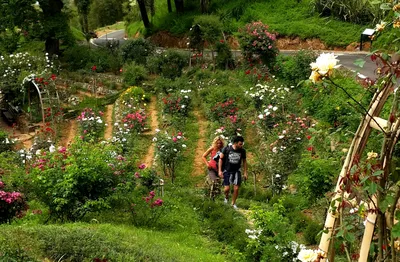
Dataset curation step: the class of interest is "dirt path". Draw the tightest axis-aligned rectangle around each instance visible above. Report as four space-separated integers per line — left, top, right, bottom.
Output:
59 119 78 147
104 104 114 140
142 96 158 168
191 109 208 177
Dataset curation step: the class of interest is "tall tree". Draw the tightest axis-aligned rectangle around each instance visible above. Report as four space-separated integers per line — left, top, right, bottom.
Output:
174 0 184 13
137 0 150 28
38 0 72 57
0 0 37 53
75 0 91 42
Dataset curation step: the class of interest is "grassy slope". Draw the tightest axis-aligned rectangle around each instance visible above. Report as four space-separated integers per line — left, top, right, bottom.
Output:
127 0 366 48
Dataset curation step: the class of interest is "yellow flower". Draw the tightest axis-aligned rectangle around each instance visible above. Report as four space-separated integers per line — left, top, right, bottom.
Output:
367 151 378 160
375 21 387 32
393 3 400 12
394 19 400 28
309 71 321 83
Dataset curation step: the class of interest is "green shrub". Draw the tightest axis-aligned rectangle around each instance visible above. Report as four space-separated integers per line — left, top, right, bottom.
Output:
30 141 135 221
0 130 14 153
121 38 155 65
159 50 188 79
275 49 318 86
290 157 337 202
189 15 223 53
122 62 148 86
215 40 235 70
304 219 323 245
146 54 163 74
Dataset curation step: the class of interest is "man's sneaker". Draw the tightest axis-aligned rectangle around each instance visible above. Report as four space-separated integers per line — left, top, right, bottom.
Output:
224 198 228 204
232 204 238 209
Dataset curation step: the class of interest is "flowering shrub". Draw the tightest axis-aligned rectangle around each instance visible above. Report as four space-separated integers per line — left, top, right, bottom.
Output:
209 98 239 123
77 108 105 141
130 191 165 227
162 89 192 117
246 83 292 111
154 131 187 183
238 21 279 66
30 141 134 220
0 180 28 224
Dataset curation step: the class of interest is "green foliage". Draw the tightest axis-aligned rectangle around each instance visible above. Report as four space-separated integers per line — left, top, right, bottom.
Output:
121 38 155 65
62 45 122 73
189 15 223 52
0 130 14 153
122 62 148 86
304 219 323 245
215 40 235 70
312 0 383 24
158 50 188 79
130 190 165 227
275 49 318 86
77 108 105 142
247 202 298 261
88 0 125 29
30 142 135 221
290 157 337 202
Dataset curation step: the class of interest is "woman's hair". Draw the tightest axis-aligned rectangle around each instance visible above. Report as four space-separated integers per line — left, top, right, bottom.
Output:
212 136 225 149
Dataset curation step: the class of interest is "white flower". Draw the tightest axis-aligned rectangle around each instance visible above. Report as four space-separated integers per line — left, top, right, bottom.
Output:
310 53 340 76
152 137 157 142
182 144 187 148
297 249 318 262
155 128 160 133
272 106 278 111
275 174 281 178
49 144 56 153
181 105 186 108
258 114 264 119
272 147 278 153
173 149 177 152
97 119 103 124
278 135 284 139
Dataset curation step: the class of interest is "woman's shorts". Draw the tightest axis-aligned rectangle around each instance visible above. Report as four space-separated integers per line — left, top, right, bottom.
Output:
208 169 219 182
223 171 242 186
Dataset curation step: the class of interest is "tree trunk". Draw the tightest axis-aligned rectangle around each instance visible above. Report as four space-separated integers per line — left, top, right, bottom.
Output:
137 0 150 28
200 0 209 13
174 0 184 13
167 0 172 12
40 0 64 56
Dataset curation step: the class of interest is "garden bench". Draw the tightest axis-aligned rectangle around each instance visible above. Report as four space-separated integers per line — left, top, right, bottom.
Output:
360 28 375 51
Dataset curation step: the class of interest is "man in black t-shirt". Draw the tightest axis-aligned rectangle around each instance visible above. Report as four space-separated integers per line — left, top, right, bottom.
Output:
218 136 247 209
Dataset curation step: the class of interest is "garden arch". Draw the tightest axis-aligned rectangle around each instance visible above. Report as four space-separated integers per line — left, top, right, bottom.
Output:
318 57 400 261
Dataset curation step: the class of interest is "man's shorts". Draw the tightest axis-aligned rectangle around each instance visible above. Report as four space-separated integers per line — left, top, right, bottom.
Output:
223 171 242 186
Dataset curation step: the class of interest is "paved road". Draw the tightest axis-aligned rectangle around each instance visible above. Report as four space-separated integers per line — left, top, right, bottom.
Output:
92 29 378 80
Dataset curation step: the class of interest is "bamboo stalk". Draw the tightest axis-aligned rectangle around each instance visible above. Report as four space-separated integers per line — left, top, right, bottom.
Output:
319 85 392 260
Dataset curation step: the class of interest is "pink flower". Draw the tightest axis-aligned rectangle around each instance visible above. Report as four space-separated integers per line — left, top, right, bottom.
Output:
138 164 146 169
0 181 4 189
172 137 178 142
149 191 155 197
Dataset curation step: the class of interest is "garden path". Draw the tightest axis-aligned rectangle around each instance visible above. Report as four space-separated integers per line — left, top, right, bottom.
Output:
191 109 207 178
59 119 77 147
104 104 114 140
142 96 158 168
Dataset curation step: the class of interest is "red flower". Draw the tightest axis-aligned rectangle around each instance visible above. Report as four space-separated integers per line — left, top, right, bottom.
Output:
219 39 224 43
91 65 97 72
50 74 56 80
307 135 311 140
307 146 313 152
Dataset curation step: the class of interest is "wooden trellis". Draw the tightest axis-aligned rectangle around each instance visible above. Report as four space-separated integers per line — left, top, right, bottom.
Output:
319 55 400 261
24 78 60 125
